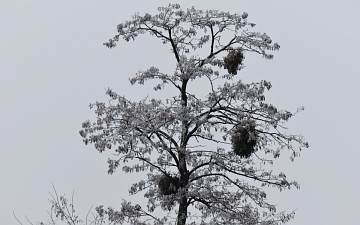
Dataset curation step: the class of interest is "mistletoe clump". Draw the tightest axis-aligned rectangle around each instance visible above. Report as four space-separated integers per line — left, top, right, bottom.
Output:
223 48 244 75
231 125 257 158
158 174 180 196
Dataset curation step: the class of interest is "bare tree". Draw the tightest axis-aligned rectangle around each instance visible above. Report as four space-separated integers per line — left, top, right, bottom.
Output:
37 4 308 225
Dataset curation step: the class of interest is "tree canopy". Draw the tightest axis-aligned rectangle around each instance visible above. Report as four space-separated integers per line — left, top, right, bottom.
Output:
43 4 308 225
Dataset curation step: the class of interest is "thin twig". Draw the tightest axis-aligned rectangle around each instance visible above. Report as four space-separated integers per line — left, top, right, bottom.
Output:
13 211 24 225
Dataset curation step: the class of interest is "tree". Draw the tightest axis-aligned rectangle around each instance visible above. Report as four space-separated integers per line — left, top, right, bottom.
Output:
40 4 309 225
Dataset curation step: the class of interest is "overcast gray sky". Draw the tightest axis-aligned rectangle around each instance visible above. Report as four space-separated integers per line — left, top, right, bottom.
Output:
1 1 359 224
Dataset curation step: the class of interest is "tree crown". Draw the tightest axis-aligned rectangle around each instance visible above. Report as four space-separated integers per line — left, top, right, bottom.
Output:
76 4 308 225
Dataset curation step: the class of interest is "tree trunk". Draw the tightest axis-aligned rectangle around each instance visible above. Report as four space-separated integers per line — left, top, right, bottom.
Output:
178 78 189 225
177 151 189 225
177 195 188 225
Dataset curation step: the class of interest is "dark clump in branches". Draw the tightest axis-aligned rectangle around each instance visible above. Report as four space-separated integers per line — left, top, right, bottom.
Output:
158 175 180 196
231 125 257 158
223 48 244 75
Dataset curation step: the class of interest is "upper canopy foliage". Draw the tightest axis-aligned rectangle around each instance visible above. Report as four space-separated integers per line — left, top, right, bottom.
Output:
77 4 309 225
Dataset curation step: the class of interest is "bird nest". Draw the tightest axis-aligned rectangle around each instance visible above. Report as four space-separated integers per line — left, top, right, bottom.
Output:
158 175 180 196
231 125 257 158
223 49 244 75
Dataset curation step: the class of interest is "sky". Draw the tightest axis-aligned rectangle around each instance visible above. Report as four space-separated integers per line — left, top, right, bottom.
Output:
1 1 359 224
